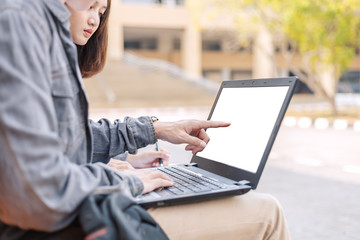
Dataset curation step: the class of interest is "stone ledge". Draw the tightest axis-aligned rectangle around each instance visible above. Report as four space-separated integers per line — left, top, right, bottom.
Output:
284 116 360 131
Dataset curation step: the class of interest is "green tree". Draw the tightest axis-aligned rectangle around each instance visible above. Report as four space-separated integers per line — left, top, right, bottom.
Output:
191 0 360 114
272 0 360 114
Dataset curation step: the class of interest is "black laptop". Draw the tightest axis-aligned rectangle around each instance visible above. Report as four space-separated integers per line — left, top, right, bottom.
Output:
136 77 298 208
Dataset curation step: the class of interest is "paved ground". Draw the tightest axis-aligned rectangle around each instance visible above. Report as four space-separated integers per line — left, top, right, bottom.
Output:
90 108 360 240
258 127 360 240
259 166 360 240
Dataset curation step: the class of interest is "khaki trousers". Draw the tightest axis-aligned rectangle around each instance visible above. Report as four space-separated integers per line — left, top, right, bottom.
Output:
148 191 290 240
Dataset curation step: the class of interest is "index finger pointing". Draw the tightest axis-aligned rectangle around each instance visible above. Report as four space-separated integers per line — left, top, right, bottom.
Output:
199 120 231 129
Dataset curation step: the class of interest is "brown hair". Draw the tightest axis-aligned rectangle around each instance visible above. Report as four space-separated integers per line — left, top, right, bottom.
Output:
77 0 111 78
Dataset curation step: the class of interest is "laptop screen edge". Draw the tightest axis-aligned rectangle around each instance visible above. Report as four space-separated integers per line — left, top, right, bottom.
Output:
190 77 298 189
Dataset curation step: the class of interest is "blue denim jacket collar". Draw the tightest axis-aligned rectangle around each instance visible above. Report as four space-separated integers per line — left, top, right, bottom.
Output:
44 0 70 23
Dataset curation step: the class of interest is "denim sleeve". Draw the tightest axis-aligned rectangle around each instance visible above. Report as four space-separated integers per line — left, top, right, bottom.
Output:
0 6 143 232
113 152 129 161
90 116 157 163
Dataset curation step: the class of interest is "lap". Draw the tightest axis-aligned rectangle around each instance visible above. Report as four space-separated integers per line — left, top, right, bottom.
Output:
0 192 289 240
148 191 289 240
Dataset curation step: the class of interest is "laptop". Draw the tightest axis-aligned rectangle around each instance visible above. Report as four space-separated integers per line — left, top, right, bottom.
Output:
136 77 298 208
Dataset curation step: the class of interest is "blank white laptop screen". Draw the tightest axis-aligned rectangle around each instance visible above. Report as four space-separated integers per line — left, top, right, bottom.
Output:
197 86 289 173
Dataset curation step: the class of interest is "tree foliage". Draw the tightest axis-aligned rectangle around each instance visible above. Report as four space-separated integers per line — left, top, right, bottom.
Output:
272 0 360 77
192 0 360 114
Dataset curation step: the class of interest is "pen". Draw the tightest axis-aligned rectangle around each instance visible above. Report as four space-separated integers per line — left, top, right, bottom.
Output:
155 141 163 167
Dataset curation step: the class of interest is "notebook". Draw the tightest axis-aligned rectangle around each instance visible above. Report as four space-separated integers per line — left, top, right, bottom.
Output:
136 77 298 208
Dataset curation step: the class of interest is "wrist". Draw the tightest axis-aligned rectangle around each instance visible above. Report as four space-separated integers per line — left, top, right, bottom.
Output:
149 116 172 141
153 121 161 139
150 116 160 139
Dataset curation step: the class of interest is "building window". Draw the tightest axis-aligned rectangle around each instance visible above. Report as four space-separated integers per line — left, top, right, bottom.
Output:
231 70 252 80
124 39 157 50
203 69 222 82
155 0 185 5
124 41 141 49
202 40 221 51
338 71 360 93
173 39 181 50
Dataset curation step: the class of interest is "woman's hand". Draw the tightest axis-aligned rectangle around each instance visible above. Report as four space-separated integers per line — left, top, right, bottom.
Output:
126 149 171 168
107 159 135 171
154 120 231 154
108 157 173 194
126 169 173 194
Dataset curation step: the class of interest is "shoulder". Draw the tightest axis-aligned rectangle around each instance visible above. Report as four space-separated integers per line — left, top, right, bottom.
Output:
0 0 55 44
0 0 47 18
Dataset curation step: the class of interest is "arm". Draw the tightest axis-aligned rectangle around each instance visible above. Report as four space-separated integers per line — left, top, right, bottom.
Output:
91 117 230 164
89 116 157 164
0 7 142 232
106 120 231 194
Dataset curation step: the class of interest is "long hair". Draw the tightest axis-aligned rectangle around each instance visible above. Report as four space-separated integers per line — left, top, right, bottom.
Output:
77 0 111 78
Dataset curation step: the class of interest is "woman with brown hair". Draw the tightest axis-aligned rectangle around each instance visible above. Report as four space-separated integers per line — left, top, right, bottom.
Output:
68 0 110 78
68 0 171 168
64 1 291 239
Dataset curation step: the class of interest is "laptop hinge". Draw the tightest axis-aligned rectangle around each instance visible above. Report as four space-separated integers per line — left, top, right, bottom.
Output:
185 162 198 167
235 180 251 186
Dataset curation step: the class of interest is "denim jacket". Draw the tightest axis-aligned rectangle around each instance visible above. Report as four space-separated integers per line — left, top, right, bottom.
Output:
0 0 156 232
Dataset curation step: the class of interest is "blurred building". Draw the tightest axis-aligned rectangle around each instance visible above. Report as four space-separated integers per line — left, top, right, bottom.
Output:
107 0 360 91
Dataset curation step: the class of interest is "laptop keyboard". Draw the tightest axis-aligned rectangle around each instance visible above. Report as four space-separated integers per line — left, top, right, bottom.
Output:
159 166 226 195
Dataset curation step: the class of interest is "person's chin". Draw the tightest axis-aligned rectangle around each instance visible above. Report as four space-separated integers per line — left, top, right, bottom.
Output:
74 38 88 46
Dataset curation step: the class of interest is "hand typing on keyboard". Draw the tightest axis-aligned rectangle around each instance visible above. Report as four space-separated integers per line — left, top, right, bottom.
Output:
108 149 172 195
125 169 174 194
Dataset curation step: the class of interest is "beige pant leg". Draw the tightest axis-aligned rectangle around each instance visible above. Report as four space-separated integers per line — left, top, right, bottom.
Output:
148 191 290 240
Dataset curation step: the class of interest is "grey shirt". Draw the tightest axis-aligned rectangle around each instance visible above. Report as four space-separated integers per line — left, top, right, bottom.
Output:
0 0 156 231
